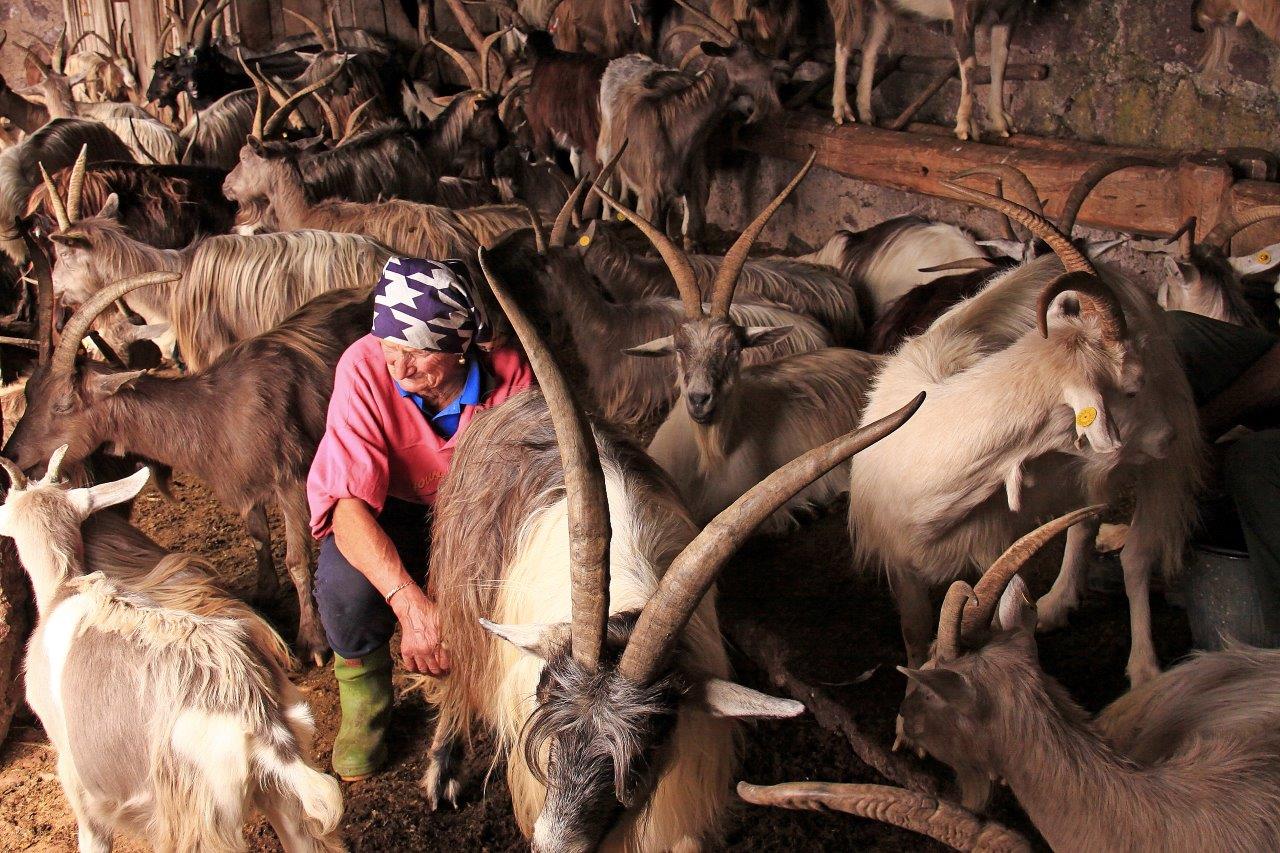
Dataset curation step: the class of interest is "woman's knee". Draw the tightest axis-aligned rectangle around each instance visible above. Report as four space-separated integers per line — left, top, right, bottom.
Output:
314 536 397 658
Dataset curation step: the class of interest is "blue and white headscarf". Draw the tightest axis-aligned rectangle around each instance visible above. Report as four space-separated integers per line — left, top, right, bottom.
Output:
371 257 491 353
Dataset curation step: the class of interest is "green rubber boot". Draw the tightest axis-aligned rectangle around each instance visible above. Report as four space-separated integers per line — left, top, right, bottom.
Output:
331 644 392 781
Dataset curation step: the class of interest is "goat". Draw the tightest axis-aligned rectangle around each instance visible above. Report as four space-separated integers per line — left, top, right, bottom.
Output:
5 272 374 665
1140 210 1280 327
12 34 154 125
844 1 1026 140
146 0 249 112
177 87 255 168
545 0 658 55
888 535 1280 849
26 161 237 251
1193 0 1280 76
284 6 398 131
483 221 833 428
63 24 141 104
229 144 526 256
0 118 133 265
576 218 864 344
848 186 1204 686
709 0 800 55
0 448 344 851
599 154 880 532
421 244 920 849
521 29 609 185
40 153 390 370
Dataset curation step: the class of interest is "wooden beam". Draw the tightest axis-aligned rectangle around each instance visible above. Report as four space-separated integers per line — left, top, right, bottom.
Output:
738 111 1258 239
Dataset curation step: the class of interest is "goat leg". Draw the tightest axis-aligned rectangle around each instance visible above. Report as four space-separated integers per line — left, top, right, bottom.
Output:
1119 508 1163 686
280 486 328 667
243 502 281 605
855 6 892 125
1036 513 1101 631
422 718 463 810
58 754 112 853
985 21 1016 138
949 1 980 141
890 568 934 668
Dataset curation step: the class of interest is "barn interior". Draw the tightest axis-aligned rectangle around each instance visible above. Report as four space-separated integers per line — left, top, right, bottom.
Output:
0 0 1277 850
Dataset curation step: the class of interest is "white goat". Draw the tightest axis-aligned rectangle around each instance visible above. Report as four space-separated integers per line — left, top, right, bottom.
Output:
0 449 343 852
848 185 1204 685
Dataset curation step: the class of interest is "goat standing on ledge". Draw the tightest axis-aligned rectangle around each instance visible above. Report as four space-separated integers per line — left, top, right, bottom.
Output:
0 447 343 852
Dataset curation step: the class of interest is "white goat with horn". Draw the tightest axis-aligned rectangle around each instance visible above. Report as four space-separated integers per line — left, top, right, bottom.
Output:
848 183 1204 685
597 153 882 534
0 444 343 852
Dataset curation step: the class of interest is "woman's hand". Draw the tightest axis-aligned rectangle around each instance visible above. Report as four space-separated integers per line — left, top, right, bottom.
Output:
393 586 452 676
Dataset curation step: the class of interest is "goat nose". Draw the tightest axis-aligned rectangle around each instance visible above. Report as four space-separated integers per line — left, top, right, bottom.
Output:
688 392 711 408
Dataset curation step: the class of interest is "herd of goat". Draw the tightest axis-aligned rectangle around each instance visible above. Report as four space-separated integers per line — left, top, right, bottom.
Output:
0 0 1279 850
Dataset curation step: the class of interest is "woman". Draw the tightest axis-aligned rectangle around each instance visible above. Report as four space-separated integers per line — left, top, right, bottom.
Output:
307 256 534 780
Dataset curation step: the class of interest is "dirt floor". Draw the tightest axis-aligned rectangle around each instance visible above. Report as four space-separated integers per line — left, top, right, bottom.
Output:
0 471 1192 852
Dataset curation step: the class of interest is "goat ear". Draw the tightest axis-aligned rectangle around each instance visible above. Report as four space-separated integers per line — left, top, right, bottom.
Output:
976 239 1027 261
698 40 732 57
479 618 569 660
89 369 145 398
1230 242 1280 277
98 193 120 220
995 575 1037 633
897 666 977 714
624 335 676 358
1085 238 1125 260
69 466 151 517
741 325 792 349
684 678 805 720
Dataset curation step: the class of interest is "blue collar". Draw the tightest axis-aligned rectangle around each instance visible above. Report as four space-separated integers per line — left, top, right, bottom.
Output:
394 355 483 425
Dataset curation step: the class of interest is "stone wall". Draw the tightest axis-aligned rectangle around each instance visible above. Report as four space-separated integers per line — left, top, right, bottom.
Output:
1 0 65 92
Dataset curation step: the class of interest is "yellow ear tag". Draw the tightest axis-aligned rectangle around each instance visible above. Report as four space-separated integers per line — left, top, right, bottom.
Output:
1259 251 1271 265
1075 407 1097 428
577 234 591 247
616 212 626 222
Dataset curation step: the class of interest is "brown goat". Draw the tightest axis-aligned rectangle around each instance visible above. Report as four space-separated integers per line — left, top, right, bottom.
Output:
5 279 374 665
521 29 608 187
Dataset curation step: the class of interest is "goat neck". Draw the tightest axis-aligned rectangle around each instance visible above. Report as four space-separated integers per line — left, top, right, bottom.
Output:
263 160 313 231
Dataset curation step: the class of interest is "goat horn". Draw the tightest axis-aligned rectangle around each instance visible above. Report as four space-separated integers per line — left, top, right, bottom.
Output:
51 23 67 73
430 37 482 91
68 30 103 56
477 247 612 672
955 164 1044 217
942 180 1095 275
619 392 925 685
44 444 69 484
934 581 976 662
39 162 70 231
711 150 815 318
550 177 590 249
1167 215 1197 259
183 0 213 44
66 144 88 223
917 257 996 273
737 781 1032 852
236 49 267 140
523 202 548 254
1035 271 1127 345
285 8 333 51
1205 206 1280 250
0 456 27 492
478 27 510 92
959 505 1106 640
588 143 704 319
51 272 181 379
1058 157 1161 236
671 0 738 45
311 93 342 140
158 16 176 49
0 336 41 350
262 58 347 138
328 1 343 51
17 42 52 75
342 97 377 141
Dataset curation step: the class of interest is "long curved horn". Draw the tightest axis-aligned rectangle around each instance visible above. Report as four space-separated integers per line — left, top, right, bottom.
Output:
671 0 738 45
182 0 213 44
618 392 926 685
66 144 88 223
941 180 1094 276
737 782 1032 852
236 49 268 140
17 42 52 76
0 456 28 491
710 150 815 318
311 93 341 140
341 97 377 141
478 27 510 92
917 258 997 274
1205 206 1280 250
954 164 1043 216
522 202 548 254
550 177 590 249
285 8 334 51
588 146 704 319
51 23 67 74
1057 157 1161 236
262 59 347 138
157 16 176 50
430 37 482 90
934 581 976 662
50 272 181 378
39 162 70 231
328 1 343 51
1034 271 1127 345
477 247 612 671
959 505 1106 639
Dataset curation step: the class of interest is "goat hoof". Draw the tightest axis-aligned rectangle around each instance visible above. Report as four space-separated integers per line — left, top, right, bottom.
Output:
296 634 332 669
425 776 461 811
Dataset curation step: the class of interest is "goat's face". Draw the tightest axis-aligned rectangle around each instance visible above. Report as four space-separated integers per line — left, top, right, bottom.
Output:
224 139 285 203
484 612 802 851
628 318 791 424
146 52 196 108
1157 254 1232 319
698 41 784 124
47 199 125 307
0 452 149 553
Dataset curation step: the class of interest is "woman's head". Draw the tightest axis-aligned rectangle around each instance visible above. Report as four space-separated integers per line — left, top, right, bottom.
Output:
371 256 491 393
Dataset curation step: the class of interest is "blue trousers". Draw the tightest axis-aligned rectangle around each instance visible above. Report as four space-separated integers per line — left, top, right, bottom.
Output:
314 498 431 659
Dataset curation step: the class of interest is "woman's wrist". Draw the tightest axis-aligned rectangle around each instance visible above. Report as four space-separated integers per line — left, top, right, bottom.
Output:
390 582 432 619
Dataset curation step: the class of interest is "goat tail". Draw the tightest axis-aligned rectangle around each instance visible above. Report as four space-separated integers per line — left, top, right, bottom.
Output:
253 735 346 851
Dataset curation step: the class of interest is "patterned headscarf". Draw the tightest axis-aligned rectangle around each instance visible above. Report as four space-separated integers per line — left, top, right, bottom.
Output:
371 257 492 353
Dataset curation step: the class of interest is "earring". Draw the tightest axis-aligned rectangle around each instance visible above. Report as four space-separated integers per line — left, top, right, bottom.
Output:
457 355 466 365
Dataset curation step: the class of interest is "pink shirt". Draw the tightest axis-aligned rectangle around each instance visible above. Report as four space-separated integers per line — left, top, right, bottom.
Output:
308 334 535 538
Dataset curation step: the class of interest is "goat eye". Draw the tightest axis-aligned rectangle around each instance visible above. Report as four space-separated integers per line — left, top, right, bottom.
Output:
52 395 74 415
